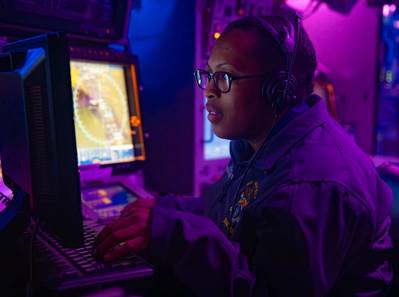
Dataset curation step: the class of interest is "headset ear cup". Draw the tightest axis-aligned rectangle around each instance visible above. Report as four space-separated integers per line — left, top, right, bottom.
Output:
264 71 298 115
256 15 301 115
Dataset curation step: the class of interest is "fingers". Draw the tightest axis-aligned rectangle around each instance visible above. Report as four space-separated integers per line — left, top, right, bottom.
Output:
94 216 132 248
137 197 156 207
93 207 153 259
104 236 149 262
94 212 146 249
93 197 155 260
94 223 146 259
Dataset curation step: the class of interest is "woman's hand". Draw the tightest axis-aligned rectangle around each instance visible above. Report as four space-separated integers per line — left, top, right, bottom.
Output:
93 197 156 262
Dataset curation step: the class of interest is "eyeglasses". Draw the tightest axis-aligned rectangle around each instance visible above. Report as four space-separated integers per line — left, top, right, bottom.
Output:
193 69 265 93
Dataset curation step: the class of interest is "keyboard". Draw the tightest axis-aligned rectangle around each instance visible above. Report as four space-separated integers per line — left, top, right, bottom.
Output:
32 220 154 291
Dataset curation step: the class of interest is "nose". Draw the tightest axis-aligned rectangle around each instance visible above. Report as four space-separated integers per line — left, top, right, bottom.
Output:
204 77 220 100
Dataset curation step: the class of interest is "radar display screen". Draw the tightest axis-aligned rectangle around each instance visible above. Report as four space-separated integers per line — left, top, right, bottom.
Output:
70 60 143 165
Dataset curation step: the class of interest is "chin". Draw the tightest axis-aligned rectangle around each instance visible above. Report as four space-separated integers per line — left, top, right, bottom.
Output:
212 125 237 140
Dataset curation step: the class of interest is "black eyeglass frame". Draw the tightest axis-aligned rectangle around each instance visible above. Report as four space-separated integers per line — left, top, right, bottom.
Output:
194 69 266 93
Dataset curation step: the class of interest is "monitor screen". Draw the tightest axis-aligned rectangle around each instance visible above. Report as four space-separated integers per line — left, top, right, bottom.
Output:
0 158 14 213
70 60 143 166
81 183 138 220
375 8 399 155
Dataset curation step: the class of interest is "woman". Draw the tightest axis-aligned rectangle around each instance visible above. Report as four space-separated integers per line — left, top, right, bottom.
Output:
94 15 393 297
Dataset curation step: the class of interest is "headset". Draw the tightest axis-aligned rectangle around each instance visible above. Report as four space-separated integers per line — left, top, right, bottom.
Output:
256 13 302 116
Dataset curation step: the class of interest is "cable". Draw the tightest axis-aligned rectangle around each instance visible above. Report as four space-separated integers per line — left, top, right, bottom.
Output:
227 15 302 236
283 12 302 105
26 217 41 297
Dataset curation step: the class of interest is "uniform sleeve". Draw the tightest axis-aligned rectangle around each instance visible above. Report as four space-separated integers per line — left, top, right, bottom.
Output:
148 206 255 297
250 182 385 297
156 194 204 215
147 182 388 297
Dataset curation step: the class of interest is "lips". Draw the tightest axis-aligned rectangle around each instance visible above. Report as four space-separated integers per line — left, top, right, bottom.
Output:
206 103 223 124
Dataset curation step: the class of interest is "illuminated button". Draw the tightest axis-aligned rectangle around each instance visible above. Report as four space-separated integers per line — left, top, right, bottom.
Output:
102 197 112 204
130 116 141 127
97 189 107 196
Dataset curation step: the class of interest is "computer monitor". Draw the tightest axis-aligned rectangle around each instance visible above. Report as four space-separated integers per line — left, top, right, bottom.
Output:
375 8 399 156
0 33 83 247
0 0 130 41
68 48 146 222
68 52 146 167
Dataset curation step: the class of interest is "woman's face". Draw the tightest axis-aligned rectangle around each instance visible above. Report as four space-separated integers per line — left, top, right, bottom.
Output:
205 29 275 145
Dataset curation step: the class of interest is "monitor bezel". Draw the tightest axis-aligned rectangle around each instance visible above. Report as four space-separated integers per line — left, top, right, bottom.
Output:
69 48 146 171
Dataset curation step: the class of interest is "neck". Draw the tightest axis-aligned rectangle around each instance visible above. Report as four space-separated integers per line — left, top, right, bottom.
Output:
248 108 288 153
248 135 267 153
248 125 274 153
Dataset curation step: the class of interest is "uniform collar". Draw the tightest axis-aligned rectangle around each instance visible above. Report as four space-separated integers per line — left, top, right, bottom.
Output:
229 95 330 172
230 139 254 168
254 95 329 170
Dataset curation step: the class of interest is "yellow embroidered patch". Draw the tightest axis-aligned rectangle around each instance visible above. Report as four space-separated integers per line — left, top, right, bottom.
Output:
238 197 248 207
240 180 259 202
223 217 230 229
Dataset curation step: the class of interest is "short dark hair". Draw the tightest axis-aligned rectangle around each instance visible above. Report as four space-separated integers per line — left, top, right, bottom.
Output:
222 16 318 97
